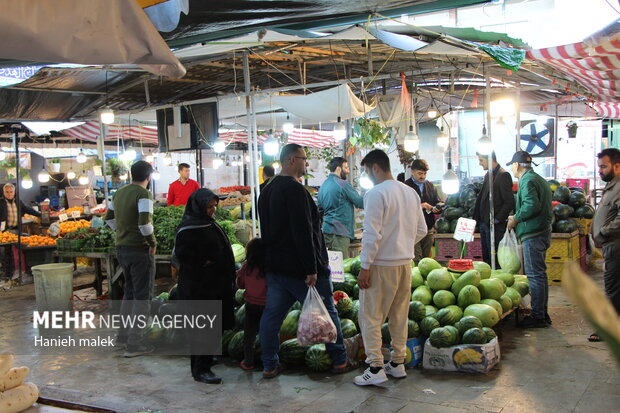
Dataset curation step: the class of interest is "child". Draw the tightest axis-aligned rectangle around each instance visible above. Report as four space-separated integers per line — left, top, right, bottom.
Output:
235 238 266 371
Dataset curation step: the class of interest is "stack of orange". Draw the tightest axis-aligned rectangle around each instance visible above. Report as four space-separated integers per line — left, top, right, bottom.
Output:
22 235 56 247
59 219 90 235
0 231 19 244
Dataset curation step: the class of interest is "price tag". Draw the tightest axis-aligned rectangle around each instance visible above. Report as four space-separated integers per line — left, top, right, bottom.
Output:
58 213 68 222
453 217 477 243
71 210 81 219
0 222 5 231
328 251 345 283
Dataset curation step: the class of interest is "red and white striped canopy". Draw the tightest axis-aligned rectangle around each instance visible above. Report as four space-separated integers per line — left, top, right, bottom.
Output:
219 128 337 148
60 121 159 144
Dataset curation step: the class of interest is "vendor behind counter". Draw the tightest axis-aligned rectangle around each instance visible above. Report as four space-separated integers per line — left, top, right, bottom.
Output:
0 183 41 230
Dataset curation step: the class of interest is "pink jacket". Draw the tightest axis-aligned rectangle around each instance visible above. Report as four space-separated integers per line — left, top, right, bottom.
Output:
236 264 267 306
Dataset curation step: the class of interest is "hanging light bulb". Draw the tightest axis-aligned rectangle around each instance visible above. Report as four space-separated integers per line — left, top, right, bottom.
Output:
213 139 226 153
76 149 87 163
163 153 173 166
213 158 223 169
151 169 161 180
118 171 128 181
333 116 347 141
79 171 90 185
437 126 450 151
272 161 280 170
263 132 280 156
21 174 33 189
245 154 250 163
124 145 137 161
476 126 493 155
38 168 50 183
403 125 419 153
99 108 115 125
427 106 438 118
67 169 76 180
282 114 295 134
360 171 374 190
441 163 460 195
145 152 154 163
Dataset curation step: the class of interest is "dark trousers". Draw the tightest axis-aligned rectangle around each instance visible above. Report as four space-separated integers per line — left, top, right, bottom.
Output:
479 222 506 268
243 302 265 365
117 246 155 346
191 355 214 378
603 243 620 315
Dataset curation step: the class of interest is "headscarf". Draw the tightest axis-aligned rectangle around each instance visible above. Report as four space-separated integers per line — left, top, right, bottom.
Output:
176 188 221 232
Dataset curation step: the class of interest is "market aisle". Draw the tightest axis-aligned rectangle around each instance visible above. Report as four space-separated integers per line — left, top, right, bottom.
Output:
2 265 618 413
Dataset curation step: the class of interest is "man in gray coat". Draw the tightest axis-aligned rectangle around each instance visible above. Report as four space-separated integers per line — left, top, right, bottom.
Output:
590 148 620 342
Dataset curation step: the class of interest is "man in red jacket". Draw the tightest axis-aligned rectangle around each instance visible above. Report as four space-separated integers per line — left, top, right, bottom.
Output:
167 163 200 206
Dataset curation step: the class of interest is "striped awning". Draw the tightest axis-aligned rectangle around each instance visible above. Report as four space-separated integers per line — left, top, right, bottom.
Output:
220 129 337 149
60 121 159 144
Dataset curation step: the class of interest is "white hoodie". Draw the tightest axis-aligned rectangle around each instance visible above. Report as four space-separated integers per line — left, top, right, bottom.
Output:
360 179 428 269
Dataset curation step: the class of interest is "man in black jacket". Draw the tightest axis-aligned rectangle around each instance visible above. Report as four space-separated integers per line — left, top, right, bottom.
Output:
473 152 515 267
405 160 442 263
258 144 349 378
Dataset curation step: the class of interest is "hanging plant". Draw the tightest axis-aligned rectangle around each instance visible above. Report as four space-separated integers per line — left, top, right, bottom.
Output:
349 118 392 149
396 144 416 167
567 121 578 138
305 145 343 165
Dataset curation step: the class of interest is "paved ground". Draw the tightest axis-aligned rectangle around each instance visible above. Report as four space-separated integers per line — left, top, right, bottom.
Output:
2 263 619 413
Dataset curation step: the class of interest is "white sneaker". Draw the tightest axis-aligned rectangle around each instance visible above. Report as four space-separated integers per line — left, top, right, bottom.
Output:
353 367 388 386
384 362 407 378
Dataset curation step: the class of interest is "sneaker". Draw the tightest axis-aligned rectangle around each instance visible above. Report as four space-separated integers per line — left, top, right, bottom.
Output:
518 315 548 329
384 362 406 379
354 367 388 386
123 344 154 358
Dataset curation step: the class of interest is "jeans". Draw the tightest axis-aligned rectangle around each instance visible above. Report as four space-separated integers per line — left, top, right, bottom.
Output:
243 302 264 365
479 222 506 268
602 242 620 315
259 272 347 371
522 232 551 320
414 230 435 264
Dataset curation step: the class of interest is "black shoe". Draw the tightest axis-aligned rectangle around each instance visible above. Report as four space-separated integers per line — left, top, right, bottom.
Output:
518 315 548 329
123 344 154 358
194 369 222 384
545 313 552 325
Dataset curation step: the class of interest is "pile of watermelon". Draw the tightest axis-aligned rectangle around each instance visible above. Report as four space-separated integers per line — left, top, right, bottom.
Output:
435 183 482 233
414 257 530 348
547 180 594 233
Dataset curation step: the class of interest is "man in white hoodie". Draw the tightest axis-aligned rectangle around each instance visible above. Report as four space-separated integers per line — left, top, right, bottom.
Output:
354 150 427 386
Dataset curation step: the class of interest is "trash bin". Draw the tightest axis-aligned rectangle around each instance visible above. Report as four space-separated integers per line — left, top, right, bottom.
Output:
31 263 74 312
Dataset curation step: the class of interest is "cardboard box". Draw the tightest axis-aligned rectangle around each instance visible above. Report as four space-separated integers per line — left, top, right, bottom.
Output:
358 337 424 368
422 337 500 373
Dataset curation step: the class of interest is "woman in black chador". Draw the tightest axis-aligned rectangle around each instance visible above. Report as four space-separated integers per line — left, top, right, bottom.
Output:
173 189 235 384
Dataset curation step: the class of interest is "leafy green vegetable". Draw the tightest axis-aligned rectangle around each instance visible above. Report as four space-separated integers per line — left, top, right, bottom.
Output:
218 220 240 245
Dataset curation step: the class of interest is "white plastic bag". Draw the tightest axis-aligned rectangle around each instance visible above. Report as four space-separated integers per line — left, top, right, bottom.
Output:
296 286 337 346
497 228 522 274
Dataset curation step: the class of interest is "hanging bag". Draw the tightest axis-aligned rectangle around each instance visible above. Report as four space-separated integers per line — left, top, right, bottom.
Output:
297 286 337 346
497 228 522 274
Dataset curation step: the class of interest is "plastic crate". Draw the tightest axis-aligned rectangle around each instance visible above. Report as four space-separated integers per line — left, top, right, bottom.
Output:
580 235 587 271
546 232 580 262
434 236 482 262
547 259 579 285
466 238 483 261
574 218 592 236
565 178 590 194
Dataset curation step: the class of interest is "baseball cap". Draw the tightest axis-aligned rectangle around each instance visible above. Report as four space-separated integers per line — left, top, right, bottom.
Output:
506 151 533 166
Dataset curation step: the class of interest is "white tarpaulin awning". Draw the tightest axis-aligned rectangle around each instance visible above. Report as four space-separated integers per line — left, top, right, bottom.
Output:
0 0 186 78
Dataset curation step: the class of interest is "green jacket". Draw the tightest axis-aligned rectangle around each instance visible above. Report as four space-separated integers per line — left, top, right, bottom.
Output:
514 169 553 241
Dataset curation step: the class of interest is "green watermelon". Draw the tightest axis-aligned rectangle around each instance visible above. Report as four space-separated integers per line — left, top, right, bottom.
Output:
473 261 491 279
553 186 571 203
228 330 246 361
408 319 421 338
444 325 460 344
504 287 522 307
548 179 560 192
340 318 358 338
435 217 452 233
513 274 529 284
445 305 464 322
512 281 530 297
412 285 433 305
157 292 169 301
478 279 506 300
409 301 426 321
462 328 487 344
420 316 440 336
418 258 442 278
381 322 391 345
457 285 481 308
350 257 362 276
456 315 483 335
574 204 595 219
446 194 460 207
352 284 360 299
221 329 236 356
235 304 246 328
554 219 578 233
459 188 477 208
491 272 514 287
305 344 332 372
554 204 574 220
144 326 166 344
343 258 354 273
434 308 460 326
482 327 497 343
279 338 309 365
498 295 513 313
444 207 464 221
433 290 456 308
449 219 458 233
451 270 481 296
333 275 356 296
429 327 455 348
411 268 424 289
464 304 499 328
280 310 301 337
350 300 360 326
427 268 454 291
235 289 246 306
290 301 302 311
424 305 438 317
569 191 586 208
336 297 353 318
481 299 503 318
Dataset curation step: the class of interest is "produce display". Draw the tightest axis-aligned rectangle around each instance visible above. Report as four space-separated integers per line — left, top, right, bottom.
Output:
59 219 90 235
0 355 39 413
218 186 250 194
20 235 56 247
153 205 185 252
547 181 594 233
435 183 482 233
0 232 18 244
219 194 251 207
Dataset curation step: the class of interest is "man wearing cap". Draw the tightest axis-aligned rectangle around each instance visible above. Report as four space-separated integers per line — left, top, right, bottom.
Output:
506 151 553 328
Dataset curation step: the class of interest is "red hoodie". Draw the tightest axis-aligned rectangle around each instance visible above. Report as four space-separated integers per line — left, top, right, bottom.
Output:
236 264 267 306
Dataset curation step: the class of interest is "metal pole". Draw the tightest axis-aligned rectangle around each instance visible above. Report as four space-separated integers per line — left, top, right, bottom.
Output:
485 68 496 270
13 130 23 280
515 83 521 152
98 123 110 207
554 104 559 179
243 51 257 238
251 95 261 236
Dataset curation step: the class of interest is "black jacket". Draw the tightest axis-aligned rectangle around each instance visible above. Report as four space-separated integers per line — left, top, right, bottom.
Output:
405 178 440 230
473 165 515 225
0 198 41 227
258 175 330 279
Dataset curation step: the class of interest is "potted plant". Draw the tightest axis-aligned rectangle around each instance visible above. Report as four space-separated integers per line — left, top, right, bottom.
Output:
51 158 61 172
567 121 578 138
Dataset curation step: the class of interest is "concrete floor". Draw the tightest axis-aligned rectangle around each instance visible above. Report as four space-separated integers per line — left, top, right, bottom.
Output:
1 265 619 413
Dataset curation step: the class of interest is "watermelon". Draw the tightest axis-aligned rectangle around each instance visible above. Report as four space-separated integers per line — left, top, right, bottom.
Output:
235 289 246 306
444 325 460 344
433 290 456 308
482 327 497 343
462 328 487 344
221 329 236 356
232 244 246 263
336 297 353 318
464 304 499 328
574 204 594 219
548 179 560 192
444 207 464 221
512 281 530 297
459 188 477 208
498 295 513 313
411 268 424 289
290 301 302 311
554 219 578 233
352 284 360 299
350 258 362 276
434 307 460 326
490 272 514 287
448 259 474 274
424 305 438 317
408 301 426 321
305 344 332 372
420 316 440 337
456 315 483 335
418 258 442 278
457 285 481 308
553 204 574 220
568 191 586 208
280 310 301 337
504 287 522 307
381 322 391 345
408 319 421 338
429 327 455 348
481 299 503 318
157 292 169 301
552 186 571 203
235 304 246 328
144 326 166 344
343 258 354 273
412 285 433 305
340 318 358 338
333 277 355 296
446 194 460 207
279 338 309 365
451 270 481 296
513 274 529 284
498 245 521 274
427 269 453 291
168 285 178 300
350 300 360 326
228 330 246 361
445 305 464 321
478 279 506 300
473 261 491 279
435 217 451 233
449 219 458 233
